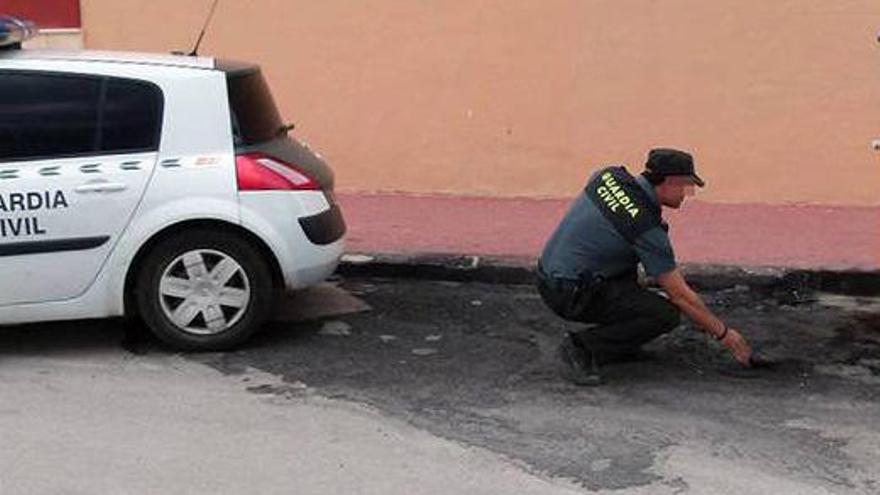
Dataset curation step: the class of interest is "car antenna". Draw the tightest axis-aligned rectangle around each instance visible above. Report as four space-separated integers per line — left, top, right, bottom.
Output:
188 0 220 56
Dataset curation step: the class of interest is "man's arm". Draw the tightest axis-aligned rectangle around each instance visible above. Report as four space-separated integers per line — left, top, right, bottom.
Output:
657 268 752 366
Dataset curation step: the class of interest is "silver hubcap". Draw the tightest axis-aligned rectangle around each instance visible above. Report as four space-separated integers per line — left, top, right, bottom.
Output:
158 249 251 335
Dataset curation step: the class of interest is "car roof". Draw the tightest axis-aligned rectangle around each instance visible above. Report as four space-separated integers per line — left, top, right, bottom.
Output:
0 48 216 69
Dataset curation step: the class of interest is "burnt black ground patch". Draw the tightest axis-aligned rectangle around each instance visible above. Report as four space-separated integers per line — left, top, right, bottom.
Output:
191 277 880 491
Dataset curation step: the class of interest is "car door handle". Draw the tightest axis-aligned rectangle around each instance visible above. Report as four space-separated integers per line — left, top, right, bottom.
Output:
75 181 128 193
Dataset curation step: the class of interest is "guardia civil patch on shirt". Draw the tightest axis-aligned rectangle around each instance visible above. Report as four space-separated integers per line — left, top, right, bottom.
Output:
585 166 661 242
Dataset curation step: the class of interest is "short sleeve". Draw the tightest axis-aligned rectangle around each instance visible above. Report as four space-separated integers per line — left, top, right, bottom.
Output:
633 226 677 277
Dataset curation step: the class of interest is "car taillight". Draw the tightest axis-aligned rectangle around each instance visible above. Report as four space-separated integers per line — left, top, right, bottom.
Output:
235 152 319 191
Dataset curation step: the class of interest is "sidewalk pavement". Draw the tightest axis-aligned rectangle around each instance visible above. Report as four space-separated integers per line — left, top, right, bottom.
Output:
338 192 879 271
335 193 879 294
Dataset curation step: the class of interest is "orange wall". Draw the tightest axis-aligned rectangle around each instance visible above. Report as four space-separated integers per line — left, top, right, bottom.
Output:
81 0 880 205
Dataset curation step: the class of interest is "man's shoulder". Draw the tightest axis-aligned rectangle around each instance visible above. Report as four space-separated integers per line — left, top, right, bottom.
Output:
589 164 630 178
582 164 662 241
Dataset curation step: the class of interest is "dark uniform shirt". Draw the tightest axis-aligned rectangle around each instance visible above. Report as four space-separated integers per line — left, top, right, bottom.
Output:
540 168 676 280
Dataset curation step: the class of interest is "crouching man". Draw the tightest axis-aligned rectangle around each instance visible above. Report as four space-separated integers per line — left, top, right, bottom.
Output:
537 148 752 385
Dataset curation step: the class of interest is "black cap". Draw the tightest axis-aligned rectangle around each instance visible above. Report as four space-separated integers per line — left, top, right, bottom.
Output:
645 148 705 187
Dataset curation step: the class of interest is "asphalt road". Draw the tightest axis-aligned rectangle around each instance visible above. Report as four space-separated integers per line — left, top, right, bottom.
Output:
1 276 878 494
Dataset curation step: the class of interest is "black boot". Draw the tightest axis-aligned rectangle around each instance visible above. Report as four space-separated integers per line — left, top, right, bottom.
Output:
557 331 602 386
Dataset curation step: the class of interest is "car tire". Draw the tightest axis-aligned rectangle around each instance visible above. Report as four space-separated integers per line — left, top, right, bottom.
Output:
134 229 276 351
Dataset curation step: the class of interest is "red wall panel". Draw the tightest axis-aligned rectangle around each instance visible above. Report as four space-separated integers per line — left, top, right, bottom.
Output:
0 0 80 29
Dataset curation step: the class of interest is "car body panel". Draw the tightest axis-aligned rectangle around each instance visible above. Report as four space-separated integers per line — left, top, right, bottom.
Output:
0 151 157 305
238 191 344 290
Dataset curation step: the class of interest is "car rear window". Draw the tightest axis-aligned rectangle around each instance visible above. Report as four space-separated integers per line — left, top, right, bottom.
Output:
101 78 163 153
226 69 284 146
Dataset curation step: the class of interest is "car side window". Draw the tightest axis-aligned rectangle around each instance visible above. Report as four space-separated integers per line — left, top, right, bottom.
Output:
0 72 101 161
0 71 163 162
101 78 163 153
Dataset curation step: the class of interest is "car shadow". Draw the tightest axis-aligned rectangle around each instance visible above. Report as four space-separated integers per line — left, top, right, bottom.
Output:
0 316 331 358
0 318 134 356
0 284 369 357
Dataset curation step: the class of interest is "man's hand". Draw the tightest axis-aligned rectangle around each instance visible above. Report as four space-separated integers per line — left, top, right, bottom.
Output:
721 328 752 366
658 270 755 367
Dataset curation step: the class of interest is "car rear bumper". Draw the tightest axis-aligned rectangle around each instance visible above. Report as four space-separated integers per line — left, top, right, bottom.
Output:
298 202 346 245
238 191 345 290
286 238 343 288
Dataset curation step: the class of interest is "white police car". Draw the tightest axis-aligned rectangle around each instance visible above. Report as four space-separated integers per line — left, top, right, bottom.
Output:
0 17 346 350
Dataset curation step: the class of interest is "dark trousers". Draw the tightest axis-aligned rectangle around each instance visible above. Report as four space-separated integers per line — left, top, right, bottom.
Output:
536 268 680 355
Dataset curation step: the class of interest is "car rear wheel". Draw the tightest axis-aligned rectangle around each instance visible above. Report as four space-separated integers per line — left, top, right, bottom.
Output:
134 229 276 350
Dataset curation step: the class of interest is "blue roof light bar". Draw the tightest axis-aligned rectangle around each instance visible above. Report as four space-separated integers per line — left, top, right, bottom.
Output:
0 16 37 49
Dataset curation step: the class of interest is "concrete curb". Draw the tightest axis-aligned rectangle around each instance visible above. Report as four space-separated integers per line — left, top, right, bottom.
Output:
338 253 536 285
337 252 880 296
